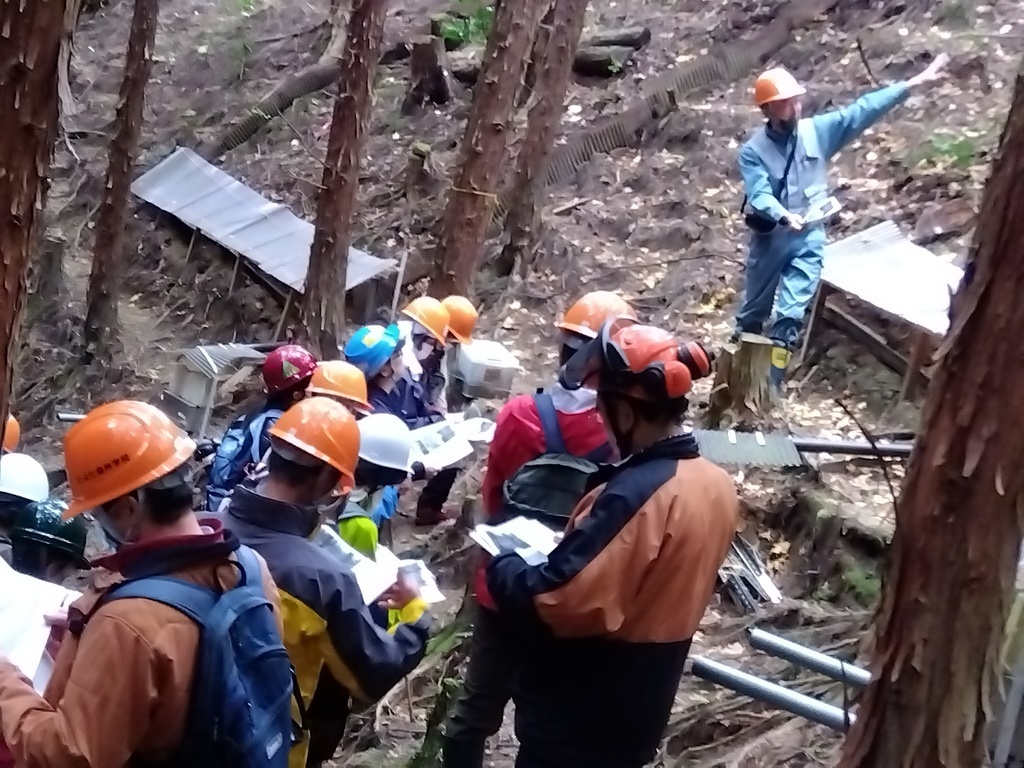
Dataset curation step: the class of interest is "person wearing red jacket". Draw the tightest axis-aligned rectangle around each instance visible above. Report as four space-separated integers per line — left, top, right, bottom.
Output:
442 292 636 768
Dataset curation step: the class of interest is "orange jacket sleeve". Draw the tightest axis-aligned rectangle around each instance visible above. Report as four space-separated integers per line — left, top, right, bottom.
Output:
0 613 164 768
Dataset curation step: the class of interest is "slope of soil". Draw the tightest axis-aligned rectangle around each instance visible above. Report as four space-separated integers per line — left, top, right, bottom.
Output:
20 0 1022 763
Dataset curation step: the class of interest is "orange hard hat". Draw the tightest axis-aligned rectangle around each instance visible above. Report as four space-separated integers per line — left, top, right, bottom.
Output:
561 318 713 401
64 401 196 518
269 396 360 486
556 292 637 340
308 361 372 415
402 296 450 344
441 296 478 344
753 67 806 106
3 414 20 452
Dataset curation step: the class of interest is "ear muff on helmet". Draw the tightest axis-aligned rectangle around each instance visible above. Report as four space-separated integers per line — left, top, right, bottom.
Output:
559 319 714 401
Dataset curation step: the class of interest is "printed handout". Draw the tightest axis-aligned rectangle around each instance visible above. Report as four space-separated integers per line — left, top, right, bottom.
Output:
470 517 562 566
313 525 445 604
0 557 80 692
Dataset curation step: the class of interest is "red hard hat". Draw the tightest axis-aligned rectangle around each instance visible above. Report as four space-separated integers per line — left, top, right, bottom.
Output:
262 345 317 395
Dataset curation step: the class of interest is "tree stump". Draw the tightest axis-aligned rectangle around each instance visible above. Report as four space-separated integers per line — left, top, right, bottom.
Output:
705 333 776 428
403 142 444 201
401 36 454 114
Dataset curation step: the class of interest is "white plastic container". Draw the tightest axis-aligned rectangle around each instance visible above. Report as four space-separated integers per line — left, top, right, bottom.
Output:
454 339 520 399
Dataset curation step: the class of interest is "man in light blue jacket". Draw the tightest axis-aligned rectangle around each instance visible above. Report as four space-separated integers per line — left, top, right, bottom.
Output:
735 54 950 388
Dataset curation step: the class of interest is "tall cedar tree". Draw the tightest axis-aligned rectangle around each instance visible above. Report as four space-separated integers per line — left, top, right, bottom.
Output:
301 0 390 358
839 60 1024 768
431 0 547 295
499 0 588 274
84 0 159 356
0 0 69 445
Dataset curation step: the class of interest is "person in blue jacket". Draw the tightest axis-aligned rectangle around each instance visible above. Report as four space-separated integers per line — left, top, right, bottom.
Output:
735 54 950 389
345 324 453 525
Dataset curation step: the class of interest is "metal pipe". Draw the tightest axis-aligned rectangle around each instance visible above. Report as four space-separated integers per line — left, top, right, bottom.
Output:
748 628 871 688
690 656 856 732
791 437 913 457
56 412 86 423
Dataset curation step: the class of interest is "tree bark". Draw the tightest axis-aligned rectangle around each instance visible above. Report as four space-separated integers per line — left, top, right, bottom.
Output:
402 36 454 114
300 0 390 357
0 0 68 448
498 0 588 277
517 1 554 107
84 0 159 358
430 0 546 295
838 60 1024 768
703 334 776 429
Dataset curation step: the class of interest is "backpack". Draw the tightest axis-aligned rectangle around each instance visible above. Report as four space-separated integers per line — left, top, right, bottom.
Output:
207 408 283 510
97 546 298 768
501 392 612 531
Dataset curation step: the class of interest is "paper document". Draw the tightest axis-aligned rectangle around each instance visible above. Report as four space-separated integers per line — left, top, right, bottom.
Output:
312 526 445 604
409 417 496 470
0 558 80 692
803 196 843 226
470 517 562 565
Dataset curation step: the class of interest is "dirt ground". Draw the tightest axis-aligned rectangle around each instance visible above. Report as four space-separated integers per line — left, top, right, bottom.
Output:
19 0 1023 763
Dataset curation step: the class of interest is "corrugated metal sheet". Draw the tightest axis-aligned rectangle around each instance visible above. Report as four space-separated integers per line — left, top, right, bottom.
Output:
821 221 963 336
179 343 267 379
692 429 804 468
131 148 397 293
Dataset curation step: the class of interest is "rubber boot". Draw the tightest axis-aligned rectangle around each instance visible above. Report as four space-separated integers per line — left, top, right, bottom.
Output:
769 345 791 394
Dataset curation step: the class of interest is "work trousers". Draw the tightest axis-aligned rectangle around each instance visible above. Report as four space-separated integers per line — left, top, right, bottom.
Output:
442 607 519 768
735 226 826 350
415 466 460 524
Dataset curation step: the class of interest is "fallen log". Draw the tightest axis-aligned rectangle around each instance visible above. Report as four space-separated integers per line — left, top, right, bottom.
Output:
580 25 651 49
450 42 636 83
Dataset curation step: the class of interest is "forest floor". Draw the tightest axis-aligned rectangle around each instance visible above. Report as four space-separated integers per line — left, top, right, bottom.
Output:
21 0 1024 763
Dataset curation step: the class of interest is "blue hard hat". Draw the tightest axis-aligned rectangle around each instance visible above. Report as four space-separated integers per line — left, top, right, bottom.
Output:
345 324 402 378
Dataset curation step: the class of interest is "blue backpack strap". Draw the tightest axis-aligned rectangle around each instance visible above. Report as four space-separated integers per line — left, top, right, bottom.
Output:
532 392 566 454
104 576 218 623
234 545 262 587
247 408 284 464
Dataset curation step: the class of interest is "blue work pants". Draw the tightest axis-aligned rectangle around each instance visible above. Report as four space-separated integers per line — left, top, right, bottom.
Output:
735 226 826 350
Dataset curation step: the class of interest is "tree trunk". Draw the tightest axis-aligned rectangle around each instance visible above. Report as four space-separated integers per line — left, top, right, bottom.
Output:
498 0 588 277
84 0 159 359
838 60 1024 768
0 0 68 448
430 0 546 295
517 1 554 107
300 0 390 358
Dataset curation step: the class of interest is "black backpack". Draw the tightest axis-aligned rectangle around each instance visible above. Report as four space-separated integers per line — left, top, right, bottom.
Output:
501 392 612 531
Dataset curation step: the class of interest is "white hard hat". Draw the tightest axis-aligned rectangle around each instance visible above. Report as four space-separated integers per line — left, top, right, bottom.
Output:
357 413 414 472
0 452 49 503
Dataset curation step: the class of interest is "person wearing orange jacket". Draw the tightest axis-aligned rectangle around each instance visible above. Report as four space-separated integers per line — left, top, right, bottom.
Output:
218 397 430 768
0 400 286 768
442 291 635 768
487 319 739 768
